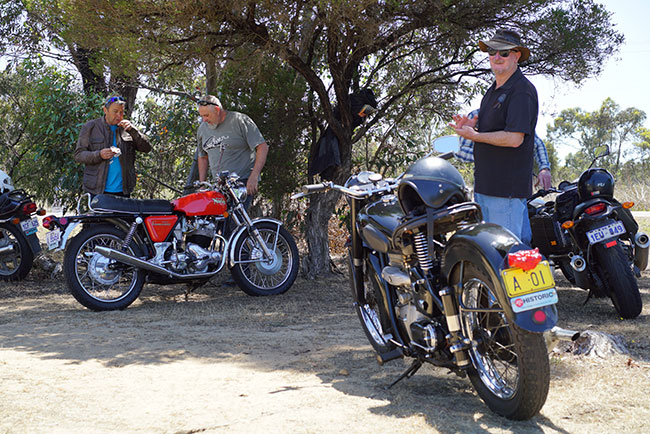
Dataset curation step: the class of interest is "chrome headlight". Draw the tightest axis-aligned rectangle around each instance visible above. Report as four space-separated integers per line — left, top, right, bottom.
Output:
234 186 248 201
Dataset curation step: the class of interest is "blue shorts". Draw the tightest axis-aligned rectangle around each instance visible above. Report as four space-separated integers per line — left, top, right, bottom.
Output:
474 192 531 244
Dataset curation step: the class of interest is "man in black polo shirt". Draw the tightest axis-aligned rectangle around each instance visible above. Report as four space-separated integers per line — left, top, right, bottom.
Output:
451 29 537 243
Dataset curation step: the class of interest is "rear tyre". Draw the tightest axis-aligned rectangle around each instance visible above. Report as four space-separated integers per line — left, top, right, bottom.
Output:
0 223 33 281
557 260 576 284
455 261 550 420
230 222 298 296
64 225 145 311
593 241 642 319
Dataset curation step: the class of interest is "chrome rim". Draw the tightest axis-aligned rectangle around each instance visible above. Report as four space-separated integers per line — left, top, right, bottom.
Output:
74 233 139 302
0 227 21 276
236 229 292 290
359 273 388 345
461 277 519 400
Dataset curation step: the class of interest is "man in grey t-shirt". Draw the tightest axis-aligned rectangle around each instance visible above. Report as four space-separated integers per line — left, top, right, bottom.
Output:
197 95 268 196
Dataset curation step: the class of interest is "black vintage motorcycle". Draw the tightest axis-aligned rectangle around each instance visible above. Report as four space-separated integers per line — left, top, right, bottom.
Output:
528 145 647 319
293 137 568 420
0 179 45 281
42 171 299 311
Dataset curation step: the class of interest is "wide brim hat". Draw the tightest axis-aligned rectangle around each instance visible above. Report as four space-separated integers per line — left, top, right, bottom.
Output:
479 29 530 63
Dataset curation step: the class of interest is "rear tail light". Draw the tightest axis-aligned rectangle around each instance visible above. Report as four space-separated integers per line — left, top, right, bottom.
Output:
21 202 37 214
42 215 56 230
584 203 606 215
508 248 542 271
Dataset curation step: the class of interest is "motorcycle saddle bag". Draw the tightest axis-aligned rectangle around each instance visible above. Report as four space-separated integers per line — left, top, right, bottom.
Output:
554 188 579 223
530 213 571 255
91 194 173 215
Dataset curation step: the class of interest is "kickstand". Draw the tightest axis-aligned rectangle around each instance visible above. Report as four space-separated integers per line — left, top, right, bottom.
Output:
387 359 423 389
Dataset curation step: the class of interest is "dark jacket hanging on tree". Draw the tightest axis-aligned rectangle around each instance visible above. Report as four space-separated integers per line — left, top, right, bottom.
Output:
308 89 377 180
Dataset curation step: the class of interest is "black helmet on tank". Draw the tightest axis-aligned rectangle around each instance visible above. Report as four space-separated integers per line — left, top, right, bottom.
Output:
397 156 468 215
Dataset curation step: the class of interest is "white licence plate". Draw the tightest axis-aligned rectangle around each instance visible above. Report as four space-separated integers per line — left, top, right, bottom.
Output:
46 229 62 250
20 217 39 236
586 221 625 244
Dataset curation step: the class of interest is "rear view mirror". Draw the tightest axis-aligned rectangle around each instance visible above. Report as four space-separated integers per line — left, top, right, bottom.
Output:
433 135 460 154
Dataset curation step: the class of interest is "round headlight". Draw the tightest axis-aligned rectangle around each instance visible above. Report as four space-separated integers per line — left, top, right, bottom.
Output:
234 186 248 200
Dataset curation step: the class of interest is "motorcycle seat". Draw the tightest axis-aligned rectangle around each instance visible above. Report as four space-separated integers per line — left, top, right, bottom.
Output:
90 194 174 215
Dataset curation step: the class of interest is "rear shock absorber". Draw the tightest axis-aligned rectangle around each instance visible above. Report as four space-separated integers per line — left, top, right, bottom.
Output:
121 217 142 251
413 232 433 273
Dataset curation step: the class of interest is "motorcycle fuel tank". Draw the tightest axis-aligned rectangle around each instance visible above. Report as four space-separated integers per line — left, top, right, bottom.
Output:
358 195 404 253
172 191 228 217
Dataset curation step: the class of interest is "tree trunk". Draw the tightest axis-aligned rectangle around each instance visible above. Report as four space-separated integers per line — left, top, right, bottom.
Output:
302 189 341 278
70 47 106 97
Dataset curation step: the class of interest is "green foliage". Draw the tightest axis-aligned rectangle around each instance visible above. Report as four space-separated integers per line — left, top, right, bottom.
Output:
548 98 647 178
0 59 102 207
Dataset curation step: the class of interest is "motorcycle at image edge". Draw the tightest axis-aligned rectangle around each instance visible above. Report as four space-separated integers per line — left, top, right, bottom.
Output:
41 171 299 311
292 136 578 420
527 145 648 319
0 170 45 281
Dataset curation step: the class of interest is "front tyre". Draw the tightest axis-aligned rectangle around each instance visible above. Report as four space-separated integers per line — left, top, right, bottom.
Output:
593 241 642 319
230 222 298 296
63 225 145 311
350 255 396 355
454 261 550 420
0 223 33 281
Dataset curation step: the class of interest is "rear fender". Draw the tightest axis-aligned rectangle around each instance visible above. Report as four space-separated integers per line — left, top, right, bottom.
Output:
441 223 558 333
26 232 42 254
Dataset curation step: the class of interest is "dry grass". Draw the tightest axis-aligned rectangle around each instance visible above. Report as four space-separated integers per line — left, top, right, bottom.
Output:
1 255 649 432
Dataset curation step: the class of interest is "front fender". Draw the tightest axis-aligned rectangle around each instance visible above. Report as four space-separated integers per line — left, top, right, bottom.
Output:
442 222 558 333
228 218 282 267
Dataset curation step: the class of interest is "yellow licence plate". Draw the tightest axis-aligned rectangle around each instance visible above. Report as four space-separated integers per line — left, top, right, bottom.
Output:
501 261 555 298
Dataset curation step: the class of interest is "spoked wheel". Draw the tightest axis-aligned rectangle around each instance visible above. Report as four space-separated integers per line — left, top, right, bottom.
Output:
230 222 298 296
64 225 144 311
0 223 33 281
455 261 549 420
351 256 395 354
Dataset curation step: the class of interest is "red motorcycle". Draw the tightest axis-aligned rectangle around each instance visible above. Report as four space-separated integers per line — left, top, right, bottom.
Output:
42 171 299 311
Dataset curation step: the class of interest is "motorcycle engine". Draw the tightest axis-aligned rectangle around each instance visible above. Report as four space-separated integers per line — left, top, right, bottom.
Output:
152 217 224 274
395 287 443 352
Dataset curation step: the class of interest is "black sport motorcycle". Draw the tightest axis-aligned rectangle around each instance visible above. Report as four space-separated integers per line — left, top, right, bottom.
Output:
528 145 648 319
0 189 44 281
293 137 570 420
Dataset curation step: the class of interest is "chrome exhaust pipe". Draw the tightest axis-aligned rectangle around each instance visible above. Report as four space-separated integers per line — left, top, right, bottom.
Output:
569 254 591 289
569 255 586 273
94 246 221 280
545 326 581 352
634 232 649 271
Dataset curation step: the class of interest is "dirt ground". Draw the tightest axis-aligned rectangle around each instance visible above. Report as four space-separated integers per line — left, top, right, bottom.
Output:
1 257 650 434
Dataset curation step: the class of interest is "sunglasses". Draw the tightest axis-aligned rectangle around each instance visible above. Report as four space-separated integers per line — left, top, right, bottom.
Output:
198 100 218 106
487 49 518 58
104 96 125 107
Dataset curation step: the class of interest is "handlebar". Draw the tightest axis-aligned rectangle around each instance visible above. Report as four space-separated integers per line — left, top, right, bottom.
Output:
292 180 397 200
527 187 562 202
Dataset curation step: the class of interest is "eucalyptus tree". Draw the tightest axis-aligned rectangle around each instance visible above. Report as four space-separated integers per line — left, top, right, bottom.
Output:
60 0 623 276
548 98 647 177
